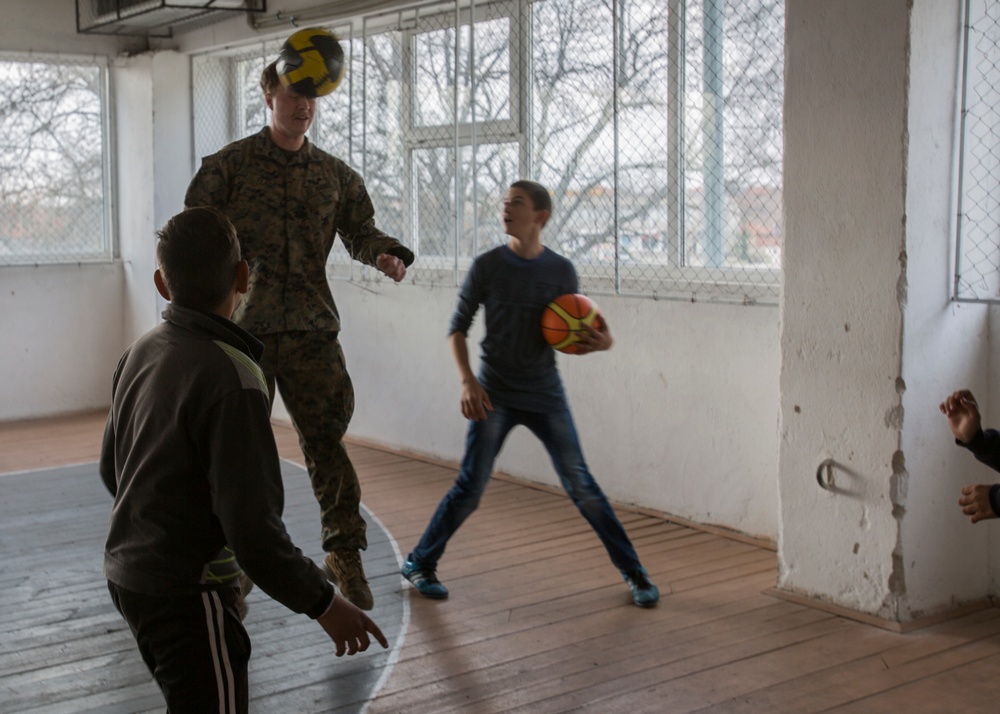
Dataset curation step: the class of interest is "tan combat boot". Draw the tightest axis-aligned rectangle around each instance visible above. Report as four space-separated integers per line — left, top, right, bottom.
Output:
324 549 374 610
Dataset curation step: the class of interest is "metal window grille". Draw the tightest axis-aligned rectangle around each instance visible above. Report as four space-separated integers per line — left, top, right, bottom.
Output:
955 0 1000 302
192 0 784 303
0 53 112 266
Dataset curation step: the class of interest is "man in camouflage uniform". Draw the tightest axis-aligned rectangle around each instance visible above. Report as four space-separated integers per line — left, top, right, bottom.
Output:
184 61 414 610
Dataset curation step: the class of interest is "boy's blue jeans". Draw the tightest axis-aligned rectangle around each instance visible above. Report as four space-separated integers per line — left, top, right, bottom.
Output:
409 404 642 574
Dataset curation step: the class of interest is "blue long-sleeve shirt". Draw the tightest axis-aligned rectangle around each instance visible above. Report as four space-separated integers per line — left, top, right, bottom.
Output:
449 245 577 412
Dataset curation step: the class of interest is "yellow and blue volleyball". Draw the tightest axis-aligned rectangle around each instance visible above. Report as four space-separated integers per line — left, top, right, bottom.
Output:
276 27 345 98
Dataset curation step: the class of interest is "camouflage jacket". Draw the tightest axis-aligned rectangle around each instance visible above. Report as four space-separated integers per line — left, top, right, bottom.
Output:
185 128 414 334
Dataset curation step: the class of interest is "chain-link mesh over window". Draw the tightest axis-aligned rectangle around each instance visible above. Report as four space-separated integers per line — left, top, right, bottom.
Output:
192 0 784 304
956 0 1000 302
0 54 112 265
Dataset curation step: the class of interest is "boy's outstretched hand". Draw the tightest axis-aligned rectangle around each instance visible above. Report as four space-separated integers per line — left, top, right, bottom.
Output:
573 314 613 355
376 253 407 282
939 389 982 444
317 594 389 657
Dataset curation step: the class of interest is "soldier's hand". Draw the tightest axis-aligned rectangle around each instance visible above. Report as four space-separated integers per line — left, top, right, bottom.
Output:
376 254 407 282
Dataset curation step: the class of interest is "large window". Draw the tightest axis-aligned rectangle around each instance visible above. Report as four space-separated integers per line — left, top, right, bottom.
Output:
0 54 112 265
955 0 1000 302
193 0 784 303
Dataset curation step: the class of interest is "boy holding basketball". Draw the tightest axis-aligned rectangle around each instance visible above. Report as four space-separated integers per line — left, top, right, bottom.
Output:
401 180 659 608
100 207 387 713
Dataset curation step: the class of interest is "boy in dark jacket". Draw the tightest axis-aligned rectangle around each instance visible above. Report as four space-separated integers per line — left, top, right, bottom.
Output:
100 206 386 713
940 389 1000 522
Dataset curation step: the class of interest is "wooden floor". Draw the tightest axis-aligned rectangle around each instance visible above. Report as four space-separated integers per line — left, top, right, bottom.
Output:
3 412 1000 712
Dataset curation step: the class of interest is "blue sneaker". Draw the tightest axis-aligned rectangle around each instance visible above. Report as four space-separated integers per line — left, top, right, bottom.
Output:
623 567 659 607
401 559 449 599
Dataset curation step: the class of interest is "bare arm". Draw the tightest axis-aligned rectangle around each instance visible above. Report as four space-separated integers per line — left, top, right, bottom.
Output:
449 331 492 421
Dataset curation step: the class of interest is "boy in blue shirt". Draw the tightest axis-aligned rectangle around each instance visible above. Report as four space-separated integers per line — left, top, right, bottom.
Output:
401 180 659 607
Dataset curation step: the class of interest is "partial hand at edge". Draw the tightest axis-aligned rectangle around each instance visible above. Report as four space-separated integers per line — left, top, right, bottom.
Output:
939 389 982 444
958 484 998 524
376 253 407 282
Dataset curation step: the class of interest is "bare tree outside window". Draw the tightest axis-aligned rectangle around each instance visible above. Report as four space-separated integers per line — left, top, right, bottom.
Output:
0 55 110 264
192 0 784 303
531 0 671 276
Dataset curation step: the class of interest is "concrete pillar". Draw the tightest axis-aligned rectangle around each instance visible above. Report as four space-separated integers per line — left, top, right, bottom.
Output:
778 0 992 625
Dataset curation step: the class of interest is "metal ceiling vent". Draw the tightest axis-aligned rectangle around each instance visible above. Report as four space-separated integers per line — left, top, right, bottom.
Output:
77 0 267 38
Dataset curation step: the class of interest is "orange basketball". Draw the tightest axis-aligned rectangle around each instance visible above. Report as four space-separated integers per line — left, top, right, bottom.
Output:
541 293 603 354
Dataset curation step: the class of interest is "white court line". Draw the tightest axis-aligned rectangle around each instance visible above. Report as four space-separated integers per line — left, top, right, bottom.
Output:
2 458 411 710
0 460 100 478
358 500 410 714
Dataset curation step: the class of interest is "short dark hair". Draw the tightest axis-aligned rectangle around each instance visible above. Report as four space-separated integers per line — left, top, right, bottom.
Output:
510 180 552 214
260 61 280 95
156 207 241 311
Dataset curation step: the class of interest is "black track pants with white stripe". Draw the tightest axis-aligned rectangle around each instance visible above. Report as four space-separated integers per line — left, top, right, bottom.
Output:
109 581 252 713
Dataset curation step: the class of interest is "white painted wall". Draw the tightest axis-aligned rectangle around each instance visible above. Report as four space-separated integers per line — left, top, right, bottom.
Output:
335 281 780 539
115 54 159 346
779 0 998 623
896 0 996 620
151 51 195 318
779 0 911 618
2 0 142 56
114 51 194 344
0 263 124 421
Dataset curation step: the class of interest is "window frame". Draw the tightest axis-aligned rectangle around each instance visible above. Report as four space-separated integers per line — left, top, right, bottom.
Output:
396 2 524 270
190 0 784 304
0 52 115 267
393 0 781 302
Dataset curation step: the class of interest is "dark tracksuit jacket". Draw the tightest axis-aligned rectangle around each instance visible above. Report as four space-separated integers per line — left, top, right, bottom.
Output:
959 428 1000 517
100 303 333 618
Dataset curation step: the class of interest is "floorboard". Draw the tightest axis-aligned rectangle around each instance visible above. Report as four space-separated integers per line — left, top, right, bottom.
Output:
0 458 402 713
3 411 1000 713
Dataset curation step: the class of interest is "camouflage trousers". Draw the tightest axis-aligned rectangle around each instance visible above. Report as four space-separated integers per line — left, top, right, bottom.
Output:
257 331 367 552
